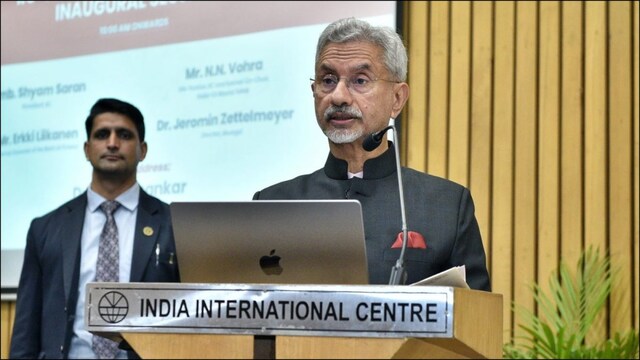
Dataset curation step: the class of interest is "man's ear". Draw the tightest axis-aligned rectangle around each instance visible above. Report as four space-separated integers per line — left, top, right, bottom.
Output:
83 141 89 160
391 82 410 119
138 141 148 162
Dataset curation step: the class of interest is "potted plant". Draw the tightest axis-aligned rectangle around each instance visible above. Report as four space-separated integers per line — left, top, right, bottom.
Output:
504 246 639 359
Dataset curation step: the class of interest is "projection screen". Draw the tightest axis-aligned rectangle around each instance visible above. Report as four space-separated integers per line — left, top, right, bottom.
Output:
0 1 399 297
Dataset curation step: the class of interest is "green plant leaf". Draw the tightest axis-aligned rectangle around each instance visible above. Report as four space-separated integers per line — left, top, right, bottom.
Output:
503 246 639 359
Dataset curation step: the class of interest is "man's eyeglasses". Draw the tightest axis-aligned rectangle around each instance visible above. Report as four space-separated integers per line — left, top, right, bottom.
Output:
310 74 398 94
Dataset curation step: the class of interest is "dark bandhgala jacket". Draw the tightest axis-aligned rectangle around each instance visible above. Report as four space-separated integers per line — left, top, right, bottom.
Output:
9 189 180 359
253 143 491 291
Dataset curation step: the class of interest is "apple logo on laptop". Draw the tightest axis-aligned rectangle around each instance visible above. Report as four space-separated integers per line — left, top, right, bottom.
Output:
260 249 283 275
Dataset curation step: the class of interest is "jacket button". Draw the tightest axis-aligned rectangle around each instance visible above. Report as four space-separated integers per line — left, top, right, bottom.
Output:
60 345 64 352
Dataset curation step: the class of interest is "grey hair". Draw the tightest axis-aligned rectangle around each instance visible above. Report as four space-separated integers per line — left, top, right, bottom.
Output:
315 17 407 82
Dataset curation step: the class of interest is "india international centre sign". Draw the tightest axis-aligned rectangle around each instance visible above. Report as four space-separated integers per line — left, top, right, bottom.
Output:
86 283 454 338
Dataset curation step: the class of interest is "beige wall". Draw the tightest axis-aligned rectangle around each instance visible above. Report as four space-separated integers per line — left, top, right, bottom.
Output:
401 0 639 345
2 1 639 357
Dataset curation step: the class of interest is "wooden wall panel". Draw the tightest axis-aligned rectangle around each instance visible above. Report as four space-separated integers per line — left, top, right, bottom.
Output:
427 1 450 178
404 1 429 171
560 0 584 289
491 0 516 344
403 0 638 348
513 0 538 341
469 1 493 268
448 1 471 186
584 0 608 344
0 302 15 359
537 0 560 302
1 302 8 359
608 0 633 335
634 0 639 333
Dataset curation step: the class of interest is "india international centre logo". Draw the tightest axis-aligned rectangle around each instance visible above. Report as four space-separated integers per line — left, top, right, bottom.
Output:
97 291 129 324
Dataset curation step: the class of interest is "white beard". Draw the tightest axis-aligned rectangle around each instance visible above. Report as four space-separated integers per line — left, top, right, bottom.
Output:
325 127 364 144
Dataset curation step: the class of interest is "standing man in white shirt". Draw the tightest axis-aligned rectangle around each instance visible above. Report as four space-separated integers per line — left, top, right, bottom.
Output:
10 98 180 359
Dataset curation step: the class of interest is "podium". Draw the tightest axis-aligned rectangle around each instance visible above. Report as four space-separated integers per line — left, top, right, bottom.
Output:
85 283 502 359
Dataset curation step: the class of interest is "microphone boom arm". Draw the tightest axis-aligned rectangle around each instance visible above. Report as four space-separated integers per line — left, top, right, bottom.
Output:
362 121 409 285
387 124 408 285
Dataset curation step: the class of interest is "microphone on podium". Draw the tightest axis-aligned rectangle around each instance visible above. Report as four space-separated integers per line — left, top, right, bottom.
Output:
362 119 409 285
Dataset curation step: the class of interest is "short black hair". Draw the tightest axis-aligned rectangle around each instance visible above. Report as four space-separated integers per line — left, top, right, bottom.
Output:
85 98 145 142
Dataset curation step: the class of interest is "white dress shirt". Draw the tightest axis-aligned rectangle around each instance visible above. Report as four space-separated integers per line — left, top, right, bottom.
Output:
68 184 139 359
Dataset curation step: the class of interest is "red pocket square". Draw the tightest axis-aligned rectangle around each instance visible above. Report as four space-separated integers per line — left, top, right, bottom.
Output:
391 231 426 249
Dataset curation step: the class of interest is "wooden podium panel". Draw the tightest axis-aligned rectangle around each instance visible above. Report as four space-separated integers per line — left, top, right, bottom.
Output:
276 337 405 359
393 338 485 359
86 283 502 359
121 333 253 359
275 289 502 359
449 288 502 357
276 336 488 359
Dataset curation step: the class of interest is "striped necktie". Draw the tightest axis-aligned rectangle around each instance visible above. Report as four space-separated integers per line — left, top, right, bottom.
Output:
92 200 121 359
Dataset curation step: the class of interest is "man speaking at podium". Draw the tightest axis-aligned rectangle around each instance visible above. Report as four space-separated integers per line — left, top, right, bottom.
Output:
10 98 180 359
253 18 491 291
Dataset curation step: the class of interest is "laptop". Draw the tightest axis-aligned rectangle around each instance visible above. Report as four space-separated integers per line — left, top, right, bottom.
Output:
170 200 369 285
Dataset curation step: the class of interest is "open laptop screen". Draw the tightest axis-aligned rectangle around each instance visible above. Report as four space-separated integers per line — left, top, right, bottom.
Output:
170 200 369 285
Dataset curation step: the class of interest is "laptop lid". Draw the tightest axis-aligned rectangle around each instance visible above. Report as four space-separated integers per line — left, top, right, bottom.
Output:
170 200 369 285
